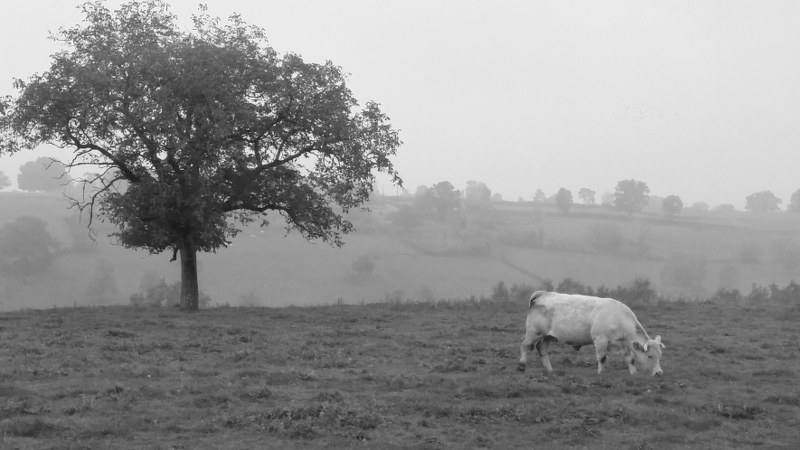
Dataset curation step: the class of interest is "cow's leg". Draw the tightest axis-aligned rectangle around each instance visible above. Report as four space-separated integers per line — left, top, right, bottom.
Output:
593 336 609 375
537 336 556 375
517 332 537 372
625 347 638 375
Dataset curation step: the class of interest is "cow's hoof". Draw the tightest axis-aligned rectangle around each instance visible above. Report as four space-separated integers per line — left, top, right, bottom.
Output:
516 363 526 372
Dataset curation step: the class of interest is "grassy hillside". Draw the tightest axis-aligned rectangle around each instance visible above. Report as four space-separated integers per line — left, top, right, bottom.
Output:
0 298 798 449
2 192 800 310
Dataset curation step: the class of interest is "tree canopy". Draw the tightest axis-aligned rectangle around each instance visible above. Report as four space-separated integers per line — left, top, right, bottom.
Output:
613 179 649 215
17 157 71 192
745 191 781 213
0 171 9 190
555 187 573 213
662 195 683 216
0 1 401 310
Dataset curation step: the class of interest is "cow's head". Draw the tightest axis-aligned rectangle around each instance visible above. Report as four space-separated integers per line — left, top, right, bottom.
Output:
632 335 665 376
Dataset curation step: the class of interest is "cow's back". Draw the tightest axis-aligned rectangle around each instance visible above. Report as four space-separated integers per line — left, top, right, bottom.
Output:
528 292 612 345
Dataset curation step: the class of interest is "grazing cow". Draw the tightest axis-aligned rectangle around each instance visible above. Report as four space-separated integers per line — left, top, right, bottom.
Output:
517 291 665 376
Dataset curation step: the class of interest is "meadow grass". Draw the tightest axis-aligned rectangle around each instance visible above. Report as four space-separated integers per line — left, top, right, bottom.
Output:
1 297 798 449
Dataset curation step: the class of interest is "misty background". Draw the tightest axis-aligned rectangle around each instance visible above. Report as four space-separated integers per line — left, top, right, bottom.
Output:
3 1 800 309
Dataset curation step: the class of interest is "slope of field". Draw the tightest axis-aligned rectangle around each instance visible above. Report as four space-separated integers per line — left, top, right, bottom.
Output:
3 193 800 309
1 299 798 449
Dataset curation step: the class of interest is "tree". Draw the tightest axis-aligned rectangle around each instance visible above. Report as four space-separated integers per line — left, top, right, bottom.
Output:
788 189 800 213
0 171 9 190
464 181 491 205
745 191 781 213
0 216 61 278
17 157 71 193
662 195 683 216
578 188 595 205
613 179 649 215
533 189 546 203
555 187 573 214
0 1 400 310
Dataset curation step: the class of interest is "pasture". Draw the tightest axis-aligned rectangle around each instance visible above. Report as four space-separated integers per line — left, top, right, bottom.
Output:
1 297 798 449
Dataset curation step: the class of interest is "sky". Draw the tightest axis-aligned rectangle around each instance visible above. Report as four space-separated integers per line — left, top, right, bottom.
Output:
2 1 800 209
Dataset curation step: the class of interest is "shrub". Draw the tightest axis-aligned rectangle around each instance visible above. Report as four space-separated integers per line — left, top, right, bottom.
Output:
491 281 509 302
130 277 211 308
708 288 743 304
351 254 376 276
556 277 594 295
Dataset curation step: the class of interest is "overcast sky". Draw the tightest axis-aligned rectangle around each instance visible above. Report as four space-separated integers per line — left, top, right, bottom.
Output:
2 1 799 208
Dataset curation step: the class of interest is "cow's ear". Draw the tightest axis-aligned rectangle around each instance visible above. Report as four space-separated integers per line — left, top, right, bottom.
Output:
654 335 665 349
632 341 645 352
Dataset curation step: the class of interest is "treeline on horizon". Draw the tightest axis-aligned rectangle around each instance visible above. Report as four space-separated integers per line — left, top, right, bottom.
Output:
1 157 799 215
400 179 799 216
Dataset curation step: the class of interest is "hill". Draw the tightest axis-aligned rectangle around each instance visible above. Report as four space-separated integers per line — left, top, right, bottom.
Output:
1 192 800 309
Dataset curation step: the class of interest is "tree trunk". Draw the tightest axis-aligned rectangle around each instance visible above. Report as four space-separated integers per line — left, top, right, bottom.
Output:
178 235 200 311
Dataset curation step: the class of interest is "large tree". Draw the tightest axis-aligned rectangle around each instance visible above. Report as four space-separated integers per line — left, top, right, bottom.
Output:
0 1 401 310
613 179 649 216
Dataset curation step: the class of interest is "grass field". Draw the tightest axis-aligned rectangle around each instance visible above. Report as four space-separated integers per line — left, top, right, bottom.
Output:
1 296 798 449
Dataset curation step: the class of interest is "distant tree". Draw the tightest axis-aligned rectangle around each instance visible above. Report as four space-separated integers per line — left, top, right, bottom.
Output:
351 254 376 277
662 195 683 216
17 157 71 193
432 181 462 220
788 189 800 213
533 189 546 203
0 2 400 310
600 192 614 206
555 187 573 214
689 202 709 212
613 179 649 215
464 181 491 205
745 191 782 213
491 192 503 202
0 216 61 278
578 188 595 205
0 171 10 190
714 204 736 214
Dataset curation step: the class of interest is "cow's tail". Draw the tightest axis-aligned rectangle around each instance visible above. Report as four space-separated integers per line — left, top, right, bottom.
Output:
528 290 548 309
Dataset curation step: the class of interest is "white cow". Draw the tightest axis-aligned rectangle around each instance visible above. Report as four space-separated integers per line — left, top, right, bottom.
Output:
517 291 665 376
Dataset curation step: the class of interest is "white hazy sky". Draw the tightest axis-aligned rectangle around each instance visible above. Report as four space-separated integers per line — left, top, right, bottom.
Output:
2 1 800 208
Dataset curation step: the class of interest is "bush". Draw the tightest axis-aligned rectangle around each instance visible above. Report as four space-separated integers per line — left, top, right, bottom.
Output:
708 288 743 304
130 277 211 308
556 277 594 295
351 254 376 276
491 281 509 302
